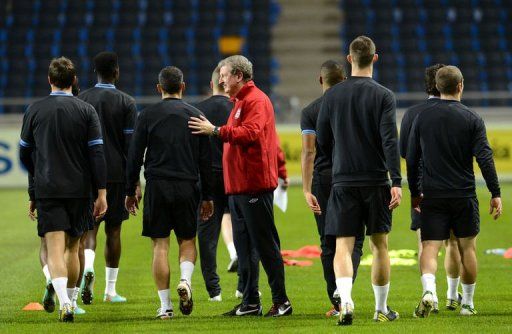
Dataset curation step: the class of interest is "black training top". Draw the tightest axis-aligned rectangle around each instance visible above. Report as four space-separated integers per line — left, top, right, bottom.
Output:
406 99 500 199
316 76 401 187
300 96 332 177
400 97 440 158
20 92 103 199
399 98 441 192
126 98 213 199
194 95 232 172
79 84 137 183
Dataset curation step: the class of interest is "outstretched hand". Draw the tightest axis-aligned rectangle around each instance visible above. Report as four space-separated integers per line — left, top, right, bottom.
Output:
188 116 215 135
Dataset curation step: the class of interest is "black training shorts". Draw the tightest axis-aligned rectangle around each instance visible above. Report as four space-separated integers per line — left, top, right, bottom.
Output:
36 198 93 238
410 208 421 231
325 185 392 237
420 197 480 241
96 182 129 225
142 179 199 239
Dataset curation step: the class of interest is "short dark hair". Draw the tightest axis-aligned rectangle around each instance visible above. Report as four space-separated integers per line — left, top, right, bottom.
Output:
424 64 445 96
320 60 346 87
435 65 463 95
48 57 76 89
349 36 376 68
93 51 119 80
158 66 183 94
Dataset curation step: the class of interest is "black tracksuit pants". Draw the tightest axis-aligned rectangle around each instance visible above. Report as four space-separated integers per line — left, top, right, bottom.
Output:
229 191 288 305
197 171 228 298
312 174 364 306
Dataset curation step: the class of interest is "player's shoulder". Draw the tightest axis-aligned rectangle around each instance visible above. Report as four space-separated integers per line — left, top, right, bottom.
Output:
77 87 95 98
302 96 323 115
452 101 481 121
182 100 204 117
370 79 395 98
405 99 438 118
113 88 136 104
73 98 97 117
26 96 52 110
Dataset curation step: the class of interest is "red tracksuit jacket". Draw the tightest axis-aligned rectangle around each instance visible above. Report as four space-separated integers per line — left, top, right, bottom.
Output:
219 80 282 195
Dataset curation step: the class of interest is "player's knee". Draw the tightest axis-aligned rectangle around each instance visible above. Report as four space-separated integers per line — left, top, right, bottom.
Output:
370 236 388 252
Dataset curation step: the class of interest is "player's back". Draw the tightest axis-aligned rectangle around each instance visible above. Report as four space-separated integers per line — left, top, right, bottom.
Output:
194 95 232 172
414 99 479 195
319 76 399 186
21 94 100 198
400 98 440 158
79 84 136 183
139 98 206 181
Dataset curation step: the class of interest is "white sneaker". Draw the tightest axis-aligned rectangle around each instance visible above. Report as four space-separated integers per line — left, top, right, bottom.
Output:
177 280 193 315
235 290 261 299
460 304 477 316
209 294 222 302
414 291 434 318
156 307 174 320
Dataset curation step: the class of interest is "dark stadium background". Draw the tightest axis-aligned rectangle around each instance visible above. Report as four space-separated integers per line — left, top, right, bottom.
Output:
1 0 511 182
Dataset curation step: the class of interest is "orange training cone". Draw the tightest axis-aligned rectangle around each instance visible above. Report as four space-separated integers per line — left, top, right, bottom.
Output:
503 248 512 259
22 302 44 311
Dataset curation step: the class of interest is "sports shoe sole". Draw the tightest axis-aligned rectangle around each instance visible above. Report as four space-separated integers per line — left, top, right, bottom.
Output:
81 272 94 305
43 284 56 313
156 313 174 320
415 296 434 318
177 285 193 315
338 312 353 326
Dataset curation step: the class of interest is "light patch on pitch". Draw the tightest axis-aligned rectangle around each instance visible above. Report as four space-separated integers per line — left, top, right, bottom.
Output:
360 249 418 266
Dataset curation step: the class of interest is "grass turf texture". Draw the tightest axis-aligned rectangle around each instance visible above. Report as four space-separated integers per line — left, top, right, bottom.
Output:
0 186 511 333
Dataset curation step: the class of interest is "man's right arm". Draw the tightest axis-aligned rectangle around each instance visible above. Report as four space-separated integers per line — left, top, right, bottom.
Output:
399 109 412 158
125 110 148 196
316 98 333 163
406 118 422 198
19 107 36 199
300 107 316 194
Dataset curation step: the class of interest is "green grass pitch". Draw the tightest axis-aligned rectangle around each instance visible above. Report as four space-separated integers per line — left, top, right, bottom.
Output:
0 185 511 333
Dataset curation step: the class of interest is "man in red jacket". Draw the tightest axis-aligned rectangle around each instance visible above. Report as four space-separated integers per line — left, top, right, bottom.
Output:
189 55 291 317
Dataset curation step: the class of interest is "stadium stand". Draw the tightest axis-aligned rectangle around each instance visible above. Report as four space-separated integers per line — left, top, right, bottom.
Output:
341 0 512 106
0 0 280 113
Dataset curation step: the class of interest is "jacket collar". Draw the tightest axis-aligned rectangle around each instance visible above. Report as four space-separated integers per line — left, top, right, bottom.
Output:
232 80 255 101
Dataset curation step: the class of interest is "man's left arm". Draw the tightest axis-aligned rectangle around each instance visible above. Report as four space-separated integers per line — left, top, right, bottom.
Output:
472 117 500 198
123 99 137 158
380 92 402 187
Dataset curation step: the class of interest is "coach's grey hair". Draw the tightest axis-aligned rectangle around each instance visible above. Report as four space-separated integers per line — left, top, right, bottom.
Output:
218 55 253 81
